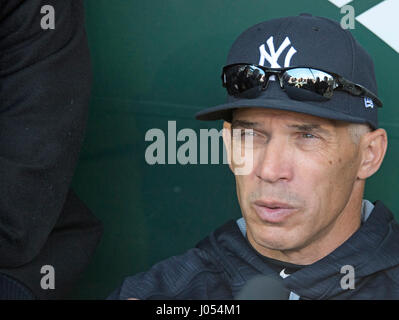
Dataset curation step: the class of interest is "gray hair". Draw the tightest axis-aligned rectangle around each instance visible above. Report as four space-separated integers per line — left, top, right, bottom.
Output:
348 123 372 145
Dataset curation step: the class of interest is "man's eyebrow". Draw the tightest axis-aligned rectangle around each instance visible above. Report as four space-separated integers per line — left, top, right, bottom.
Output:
287 123 331 134
231 119 260 129
231 120 333 135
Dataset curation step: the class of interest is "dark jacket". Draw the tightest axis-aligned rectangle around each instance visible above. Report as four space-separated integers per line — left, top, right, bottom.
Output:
0 0 102 299
108 200 399 300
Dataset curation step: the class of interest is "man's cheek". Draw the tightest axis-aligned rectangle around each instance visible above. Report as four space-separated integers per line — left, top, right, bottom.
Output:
235 176 250 213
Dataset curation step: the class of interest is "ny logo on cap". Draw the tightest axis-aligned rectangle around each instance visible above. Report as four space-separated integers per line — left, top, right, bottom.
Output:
259 36 297 68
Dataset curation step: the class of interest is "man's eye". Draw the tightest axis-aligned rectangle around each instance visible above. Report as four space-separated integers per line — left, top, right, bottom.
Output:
300 132 317 139
241 130 256 137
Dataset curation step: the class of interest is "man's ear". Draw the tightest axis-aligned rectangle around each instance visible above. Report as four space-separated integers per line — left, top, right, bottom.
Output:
222 121 234 172
357 128 388 180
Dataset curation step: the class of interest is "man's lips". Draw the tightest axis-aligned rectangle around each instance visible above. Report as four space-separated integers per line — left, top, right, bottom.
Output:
253 200 297 223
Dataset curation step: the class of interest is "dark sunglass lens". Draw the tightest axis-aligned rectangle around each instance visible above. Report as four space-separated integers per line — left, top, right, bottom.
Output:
282 68 335 101
223 65 267 98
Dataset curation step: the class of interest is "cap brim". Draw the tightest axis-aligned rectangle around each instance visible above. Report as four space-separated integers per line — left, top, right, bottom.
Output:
195 98 374 128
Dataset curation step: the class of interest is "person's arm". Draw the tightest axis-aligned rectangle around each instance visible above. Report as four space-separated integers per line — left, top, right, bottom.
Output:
0 0 92 267
107 247 227 300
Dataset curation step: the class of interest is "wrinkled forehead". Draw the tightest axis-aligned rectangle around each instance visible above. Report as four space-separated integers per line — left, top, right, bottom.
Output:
231 107 343 129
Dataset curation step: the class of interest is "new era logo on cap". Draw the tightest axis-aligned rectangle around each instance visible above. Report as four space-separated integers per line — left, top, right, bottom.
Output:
364 97 374 109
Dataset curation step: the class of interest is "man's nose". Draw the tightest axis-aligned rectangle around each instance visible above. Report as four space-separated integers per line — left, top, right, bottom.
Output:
255 136 293 183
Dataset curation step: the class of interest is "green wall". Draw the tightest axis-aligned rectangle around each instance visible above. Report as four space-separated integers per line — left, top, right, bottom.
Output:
69 0 399 299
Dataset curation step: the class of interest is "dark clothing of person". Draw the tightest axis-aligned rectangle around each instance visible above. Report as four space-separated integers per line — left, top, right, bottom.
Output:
0 0 102 299
108 201 399 300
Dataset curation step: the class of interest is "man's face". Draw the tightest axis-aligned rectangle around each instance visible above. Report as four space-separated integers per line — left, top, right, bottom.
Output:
227 108 364 261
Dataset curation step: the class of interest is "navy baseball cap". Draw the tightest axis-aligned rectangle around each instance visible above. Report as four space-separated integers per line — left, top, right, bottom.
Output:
195 13 381 129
